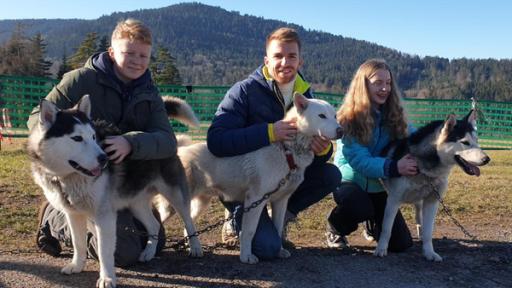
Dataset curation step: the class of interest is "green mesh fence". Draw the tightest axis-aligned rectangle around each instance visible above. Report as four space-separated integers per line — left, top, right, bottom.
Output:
1 75 511 149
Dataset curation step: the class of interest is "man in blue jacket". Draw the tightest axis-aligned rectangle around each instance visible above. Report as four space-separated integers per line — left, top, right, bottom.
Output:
207 27 341 260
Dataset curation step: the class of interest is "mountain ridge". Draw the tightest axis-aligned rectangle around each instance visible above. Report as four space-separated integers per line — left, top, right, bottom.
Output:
0 3 511 101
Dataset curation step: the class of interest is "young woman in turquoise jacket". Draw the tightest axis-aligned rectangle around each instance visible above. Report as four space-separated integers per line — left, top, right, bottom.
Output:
326 59 418 252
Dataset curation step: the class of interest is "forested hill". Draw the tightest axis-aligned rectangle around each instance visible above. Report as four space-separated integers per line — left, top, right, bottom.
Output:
0 3 511 101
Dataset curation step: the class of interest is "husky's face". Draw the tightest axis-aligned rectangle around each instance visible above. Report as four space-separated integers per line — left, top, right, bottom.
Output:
291 93 343 140
32 95 108 177
436 110 490 176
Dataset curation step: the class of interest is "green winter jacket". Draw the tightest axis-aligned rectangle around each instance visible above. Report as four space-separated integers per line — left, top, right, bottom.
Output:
27 53 177 160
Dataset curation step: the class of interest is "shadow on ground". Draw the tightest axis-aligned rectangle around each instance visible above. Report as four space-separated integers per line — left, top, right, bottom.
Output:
1 238 511 288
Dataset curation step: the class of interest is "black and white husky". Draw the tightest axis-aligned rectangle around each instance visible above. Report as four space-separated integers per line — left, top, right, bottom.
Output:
27 95 203 288
375 110 490 261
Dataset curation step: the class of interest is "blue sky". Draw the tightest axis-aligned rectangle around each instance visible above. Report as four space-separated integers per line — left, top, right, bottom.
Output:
0 0 510 60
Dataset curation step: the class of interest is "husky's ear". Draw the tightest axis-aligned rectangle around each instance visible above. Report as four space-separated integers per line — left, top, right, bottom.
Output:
464 109 477 127
75 95 92 118
437 113 456 145
443 114 457 131
39 99 59 130
293 92 309 114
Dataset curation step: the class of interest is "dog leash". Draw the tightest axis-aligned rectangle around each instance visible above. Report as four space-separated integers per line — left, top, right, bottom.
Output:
428 182 477 241
125 168 295 251
378 178 477 241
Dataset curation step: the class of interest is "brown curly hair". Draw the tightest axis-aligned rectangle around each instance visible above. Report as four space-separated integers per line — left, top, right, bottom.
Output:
337 59 408 144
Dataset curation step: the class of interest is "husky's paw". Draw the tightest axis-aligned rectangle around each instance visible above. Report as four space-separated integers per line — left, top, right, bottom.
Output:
96 276 116 288
424 251 443 262
138 245 157 262
278 248 291 258
189 246 203 258
188 238 204 258
61 261 85 274
240 253 259 264
373 244 388 257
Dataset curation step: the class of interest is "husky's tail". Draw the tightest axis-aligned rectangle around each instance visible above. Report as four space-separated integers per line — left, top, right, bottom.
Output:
176 134 193 147
162 96 200 128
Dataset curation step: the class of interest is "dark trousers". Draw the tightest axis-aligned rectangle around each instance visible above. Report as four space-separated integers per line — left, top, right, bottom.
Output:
327 182 413 252
41 204 166 268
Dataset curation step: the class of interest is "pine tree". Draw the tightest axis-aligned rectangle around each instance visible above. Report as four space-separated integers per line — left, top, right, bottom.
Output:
0 23 31 75
69 32 98 69
150 45 182 85
97 35 109 53
30 33 53 77
57 51 72 79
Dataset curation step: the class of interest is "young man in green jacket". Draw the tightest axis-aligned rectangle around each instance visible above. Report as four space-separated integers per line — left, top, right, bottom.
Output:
29 18 173 267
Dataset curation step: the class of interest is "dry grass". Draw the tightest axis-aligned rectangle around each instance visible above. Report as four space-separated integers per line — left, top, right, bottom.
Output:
0 138 510 250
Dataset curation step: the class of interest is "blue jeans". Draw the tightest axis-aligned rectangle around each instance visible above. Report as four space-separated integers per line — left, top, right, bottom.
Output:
224 162 341 260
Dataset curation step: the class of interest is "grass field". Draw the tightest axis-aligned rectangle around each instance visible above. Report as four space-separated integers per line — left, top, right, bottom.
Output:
0 138 511 251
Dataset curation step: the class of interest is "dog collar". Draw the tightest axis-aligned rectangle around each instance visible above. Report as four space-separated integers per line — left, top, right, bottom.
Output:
282 143 297 172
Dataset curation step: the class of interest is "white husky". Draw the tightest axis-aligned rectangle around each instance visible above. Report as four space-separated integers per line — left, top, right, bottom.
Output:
157 93 343 264
27 96 203 288
375 110 490 261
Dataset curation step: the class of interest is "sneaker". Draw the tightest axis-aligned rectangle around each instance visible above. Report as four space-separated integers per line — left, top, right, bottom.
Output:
36 201 62 257
325 231 349 249
363 220 377 242
281 211 297 249
221 219 239 247
362 229 375 242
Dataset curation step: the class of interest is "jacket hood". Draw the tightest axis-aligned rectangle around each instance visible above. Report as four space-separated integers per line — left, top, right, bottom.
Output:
88 52 153 101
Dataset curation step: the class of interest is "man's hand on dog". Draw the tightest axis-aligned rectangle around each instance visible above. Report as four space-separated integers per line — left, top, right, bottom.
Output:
103 136 132 164
398 154 418 176
273 119 297 141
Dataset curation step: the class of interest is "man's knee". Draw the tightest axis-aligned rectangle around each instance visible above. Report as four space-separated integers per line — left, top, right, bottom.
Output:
305 163 341 189
322 163 342 185
250 209 281 260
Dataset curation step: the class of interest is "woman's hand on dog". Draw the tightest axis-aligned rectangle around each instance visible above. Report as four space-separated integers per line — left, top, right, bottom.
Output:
398 154 419 176
310 136 331 155
103 136 132 164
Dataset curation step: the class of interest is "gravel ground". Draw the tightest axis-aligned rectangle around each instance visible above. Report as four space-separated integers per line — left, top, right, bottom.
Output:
1 223 511 288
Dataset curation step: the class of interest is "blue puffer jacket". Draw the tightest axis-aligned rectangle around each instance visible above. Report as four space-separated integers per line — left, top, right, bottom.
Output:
207 65 332 164
334 109 414 192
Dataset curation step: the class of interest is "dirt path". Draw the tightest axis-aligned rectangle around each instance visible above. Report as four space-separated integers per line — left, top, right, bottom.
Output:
2 223 511 288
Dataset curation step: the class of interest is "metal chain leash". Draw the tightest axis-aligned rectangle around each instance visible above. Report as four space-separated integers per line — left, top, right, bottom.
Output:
429 182 477 241
0 172 292 255
0 248 42 255
379 178 477 241
126 172 292 251
168 173 292 250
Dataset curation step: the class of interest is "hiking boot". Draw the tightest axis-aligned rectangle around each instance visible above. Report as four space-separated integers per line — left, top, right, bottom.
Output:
221 219 239 247
281 211 297 249
325 231 349 249
36 201 62 257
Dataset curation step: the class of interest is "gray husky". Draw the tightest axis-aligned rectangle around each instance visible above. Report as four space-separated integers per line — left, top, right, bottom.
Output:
27 95 203 288
157 93 343 264
375 110 490 261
